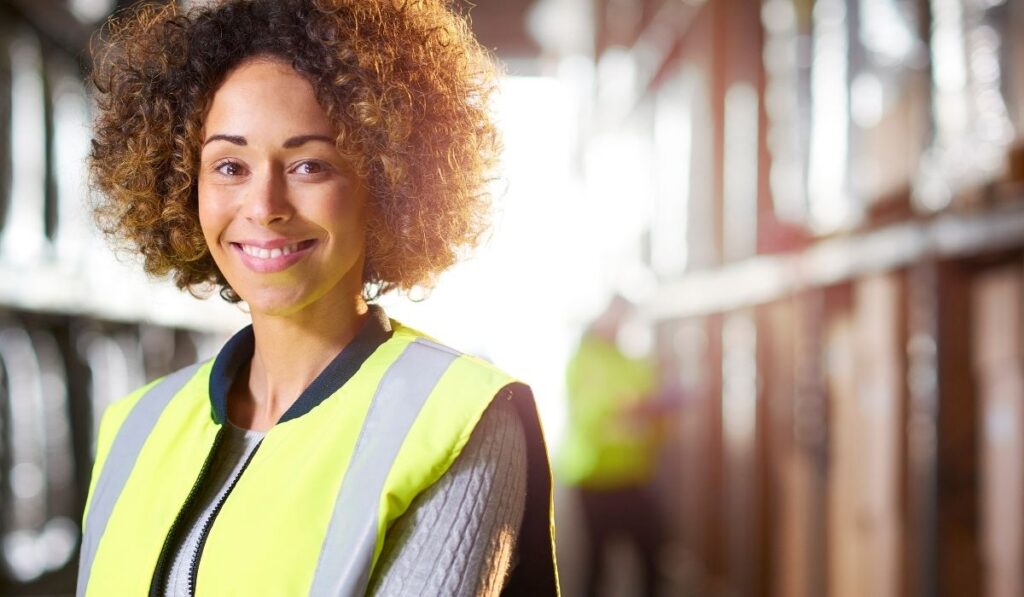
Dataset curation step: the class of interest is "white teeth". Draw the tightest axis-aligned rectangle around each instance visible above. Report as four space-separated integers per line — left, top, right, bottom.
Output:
240 242 302 259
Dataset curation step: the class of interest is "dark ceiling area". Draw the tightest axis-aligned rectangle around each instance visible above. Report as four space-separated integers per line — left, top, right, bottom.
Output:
3 0 543 67
457 0 542 62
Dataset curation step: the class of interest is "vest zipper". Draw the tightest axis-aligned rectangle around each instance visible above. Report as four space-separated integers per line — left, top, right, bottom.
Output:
184 442 261 596
149 427 227 596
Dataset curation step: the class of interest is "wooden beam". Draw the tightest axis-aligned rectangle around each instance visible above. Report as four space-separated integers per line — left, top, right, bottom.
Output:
649 200 1024 320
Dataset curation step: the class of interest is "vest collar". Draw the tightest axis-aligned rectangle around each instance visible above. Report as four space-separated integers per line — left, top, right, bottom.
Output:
208 304 394 424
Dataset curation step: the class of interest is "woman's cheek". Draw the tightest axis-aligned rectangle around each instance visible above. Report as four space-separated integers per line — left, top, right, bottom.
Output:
197 187 230 249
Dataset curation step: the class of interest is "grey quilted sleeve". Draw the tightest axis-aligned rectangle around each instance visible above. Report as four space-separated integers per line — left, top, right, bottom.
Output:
367 395 528 597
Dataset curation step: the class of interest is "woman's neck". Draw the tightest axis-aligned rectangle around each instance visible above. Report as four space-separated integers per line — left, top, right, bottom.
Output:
228 295 369 431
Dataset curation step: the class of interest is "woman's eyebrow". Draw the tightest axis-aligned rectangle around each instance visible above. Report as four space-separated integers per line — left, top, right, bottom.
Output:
203 134 246 147
282 134 335 148
201 134 335 148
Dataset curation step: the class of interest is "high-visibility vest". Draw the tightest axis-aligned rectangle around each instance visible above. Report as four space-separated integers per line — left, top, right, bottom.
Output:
77 323 558 596
556 334 658 489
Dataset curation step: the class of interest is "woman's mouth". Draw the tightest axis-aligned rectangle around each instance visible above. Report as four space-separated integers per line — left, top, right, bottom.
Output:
231 239 317 273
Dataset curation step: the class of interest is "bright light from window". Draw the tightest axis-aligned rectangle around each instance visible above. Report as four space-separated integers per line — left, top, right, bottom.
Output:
808 0 853 232
380 76 587 444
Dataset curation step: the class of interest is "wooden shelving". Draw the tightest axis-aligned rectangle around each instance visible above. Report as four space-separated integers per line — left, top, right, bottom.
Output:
0 258 246 333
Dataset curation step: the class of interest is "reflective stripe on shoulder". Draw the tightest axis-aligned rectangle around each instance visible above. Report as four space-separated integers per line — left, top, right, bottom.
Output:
76 362 203 597
308 339 458 596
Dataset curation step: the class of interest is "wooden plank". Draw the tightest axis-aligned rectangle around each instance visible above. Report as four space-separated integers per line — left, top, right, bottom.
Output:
904 262 940 597
936 262 982 596
971 264 1024 597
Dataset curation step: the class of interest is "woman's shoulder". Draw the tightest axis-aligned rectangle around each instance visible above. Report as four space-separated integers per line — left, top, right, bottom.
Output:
96 379 160 437
104 359 213 423
387 320 522 386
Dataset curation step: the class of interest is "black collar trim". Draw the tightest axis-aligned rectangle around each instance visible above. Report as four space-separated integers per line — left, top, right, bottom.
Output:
208 304 394 424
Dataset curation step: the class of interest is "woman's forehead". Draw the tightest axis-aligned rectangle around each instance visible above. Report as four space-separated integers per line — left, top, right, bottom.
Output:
203 59 336 145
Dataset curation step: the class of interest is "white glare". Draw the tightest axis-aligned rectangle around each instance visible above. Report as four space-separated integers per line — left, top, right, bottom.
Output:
2 32 49 265
381 76 585 446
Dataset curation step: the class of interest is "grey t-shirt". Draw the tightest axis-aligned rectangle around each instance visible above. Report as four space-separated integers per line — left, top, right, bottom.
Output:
162 397 526 596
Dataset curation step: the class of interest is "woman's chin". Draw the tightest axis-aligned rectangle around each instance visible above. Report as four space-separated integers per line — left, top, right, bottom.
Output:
235 281 361 320
235 287 315 319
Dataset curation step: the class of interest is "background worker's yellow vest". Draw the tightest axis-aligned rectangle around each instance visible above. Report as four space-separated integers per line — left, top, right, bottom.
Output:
556 334 658 489
77 324 558 596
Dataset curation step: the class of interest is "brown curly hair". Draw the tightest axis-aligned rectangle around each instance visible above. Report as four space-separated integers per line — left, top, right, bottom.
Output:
88 0 501 301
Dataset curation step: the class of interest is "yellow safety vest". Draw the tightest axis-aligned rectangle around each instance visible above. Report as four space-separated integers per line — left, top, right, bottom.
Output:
556 333 658 489
77 321 558 596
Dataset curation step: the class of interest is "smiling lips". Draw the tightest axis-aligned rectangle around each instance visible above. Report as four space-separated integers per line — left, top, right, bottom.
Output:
231 239 317 273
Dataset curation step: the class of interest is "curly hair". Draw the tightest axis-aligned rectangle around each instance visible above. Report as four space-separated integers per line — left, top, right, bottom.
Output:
88 0 501 301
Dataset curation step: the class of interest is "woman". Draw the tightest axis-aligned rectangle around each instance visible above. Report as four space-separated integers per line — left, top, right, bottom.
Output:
76 1 558 595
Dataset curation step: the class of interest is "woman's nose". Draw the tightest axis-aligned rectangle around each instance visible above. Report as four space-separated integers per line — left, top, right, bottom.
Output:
242 170 292 226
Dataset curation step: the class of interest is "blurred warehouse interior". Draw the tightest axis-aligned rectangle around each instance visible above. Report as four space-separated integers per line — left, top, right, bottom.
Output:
2 0 1024 595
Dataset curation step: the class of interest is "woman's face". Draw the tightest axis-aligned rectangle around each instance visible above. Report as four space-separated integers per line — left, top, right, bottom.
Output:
198 58 368 317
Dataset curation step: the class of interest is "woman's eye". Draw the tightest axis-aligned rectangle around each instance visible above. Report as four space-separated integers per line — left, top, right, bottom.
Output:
294 161 326 175
214 161 246 176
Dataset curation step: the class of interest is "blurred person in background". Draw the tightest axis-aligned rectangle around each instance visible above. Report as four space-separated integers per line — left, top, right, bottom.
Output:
557 295 671 597
75 1 558 595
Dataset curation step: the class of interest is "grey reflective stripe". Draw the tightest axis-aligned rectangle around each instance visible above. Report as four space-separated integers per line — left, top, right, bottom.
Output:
76 363 202 597
308 339 458 596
